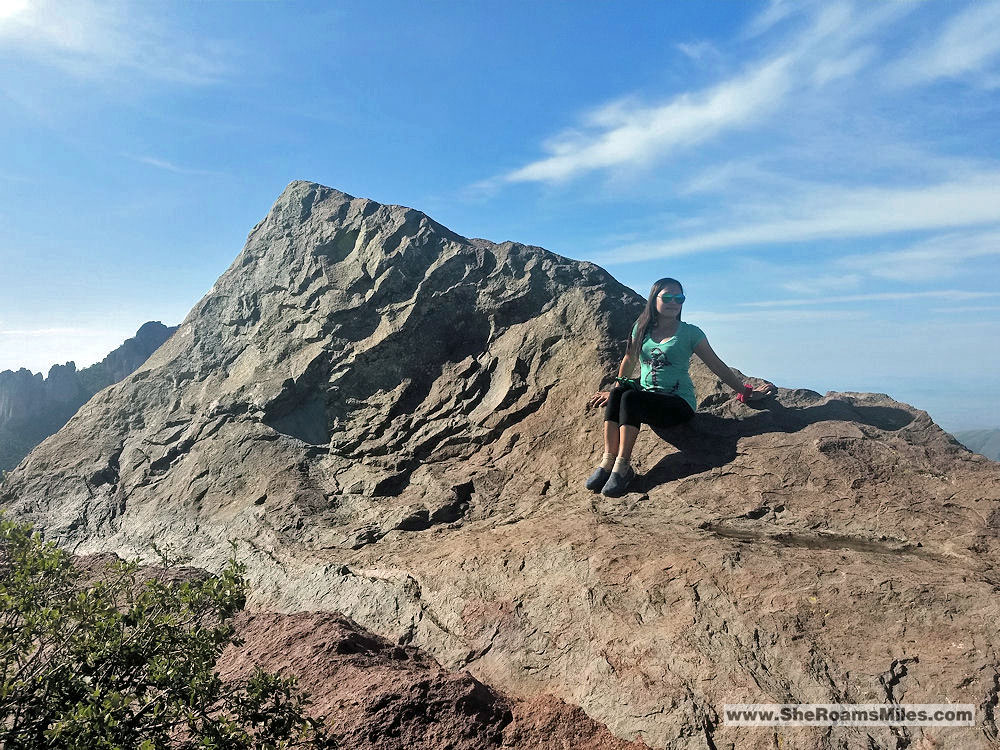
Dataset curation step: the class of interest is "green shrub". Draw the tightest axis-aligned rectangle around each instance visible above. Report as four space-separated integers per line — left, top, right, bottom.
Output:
0 518 335 749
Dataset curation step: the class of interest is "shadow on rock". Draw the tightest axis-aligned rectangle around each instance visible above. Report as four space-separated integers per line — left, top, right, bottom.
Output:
635 397 917 491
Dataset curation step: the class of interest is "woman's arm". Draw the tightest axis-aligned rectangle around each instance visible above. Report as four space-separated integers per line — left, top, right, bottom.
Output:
693 338 775 399
587 353 637 409
617 354 636 379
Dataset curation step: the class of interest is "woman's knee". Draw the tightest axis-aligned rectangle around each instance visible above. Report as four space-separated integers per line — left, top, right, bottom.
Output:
610 384 631 399
617 390 643 428
603 385 627 419
619 389 639 407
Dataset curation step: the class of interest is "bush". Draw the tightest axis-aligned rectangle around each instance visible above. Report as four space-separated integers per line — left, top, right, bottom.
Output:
0 518 335 749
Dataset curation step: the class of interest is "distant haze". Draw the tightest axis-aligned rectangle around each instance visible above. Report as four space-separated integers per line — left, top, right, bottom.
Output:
954 429 1000 462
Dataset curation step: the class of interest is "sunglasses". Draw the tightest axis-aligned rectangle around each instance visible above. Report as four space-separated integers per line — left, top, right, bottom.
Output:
657 293 686 303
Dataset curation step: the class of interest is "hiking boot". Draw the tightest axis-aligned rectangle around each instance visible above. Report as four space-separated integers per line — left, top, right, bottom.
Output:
585 467 611 492
600 466 635 497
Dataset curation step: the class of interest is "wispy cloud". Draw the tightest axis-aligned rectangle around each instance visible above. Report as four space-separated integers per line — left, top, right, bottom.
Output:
595 171 1000 263
494 1 906 187
125 154 223 177
675 41 721 63
812 45 875 87
741 290 1000 308
742 0 803 39
695 309 868 323
887 0 1000 87
725 227 1000 304
929 305 1000 314
501 54 794 184
780 274 862 296
0 0 235 85
834 229 1000 283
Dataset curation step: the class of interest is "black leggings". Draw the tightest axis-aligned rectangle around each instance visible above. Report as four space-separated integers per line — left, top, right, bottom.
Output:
603 384 694 429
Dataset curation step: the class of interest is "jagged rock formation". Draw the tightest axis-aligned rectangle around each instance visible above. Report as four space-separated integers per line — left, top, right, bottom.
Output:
956 429 1000 462
0 321 176 471
3 181 1000 749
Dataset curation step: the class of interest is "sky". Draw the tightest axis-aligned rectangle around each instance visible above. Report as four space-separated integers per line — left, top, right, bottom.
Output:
1 0 998 432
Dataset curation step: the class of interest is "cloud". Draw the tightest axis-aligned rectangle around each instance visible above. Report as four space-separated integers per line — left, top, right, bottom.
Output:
675 41 720 62
888 0 1000 87
780 274 862 296
929 305 1000 314
834 229 1000 283
0 0 29 22
741 290 1000 308
677 157 807 196
493 1 906 187
742 0 806 39
719 228 1000 304
125 154 223 177
695 309 868 323
594 171 1000 263
811 45 875 86
0 0 234 85
502 55 794 184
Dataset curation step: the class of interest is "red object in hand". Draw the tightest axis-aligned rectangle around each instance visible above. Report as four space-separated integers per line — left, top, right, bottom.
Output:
735 384 753 403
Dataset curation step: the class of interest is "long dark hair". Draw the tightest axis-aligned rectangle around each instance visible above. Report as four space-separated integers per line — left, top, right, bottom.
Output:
626 277 683 362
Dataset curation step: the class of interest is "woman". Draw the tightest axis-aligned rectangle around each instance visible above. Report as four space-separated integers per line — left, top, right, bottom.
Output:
585 277 776 497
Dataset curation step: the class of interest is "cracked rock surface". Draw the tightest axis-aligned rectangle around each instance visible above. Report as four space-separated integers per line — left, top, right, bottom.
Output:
3 181 1000 749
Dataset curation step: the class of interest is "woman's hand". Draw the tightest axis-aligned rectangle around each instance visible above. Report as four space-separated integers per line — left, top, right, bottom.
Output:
746 381 777 402
587 390 610 409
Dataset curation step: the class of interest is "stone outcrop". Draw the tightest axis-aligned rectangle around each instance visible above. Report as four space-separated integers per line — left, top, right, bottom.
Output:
0 321 176 471
3 181 999 749
220 610 649 750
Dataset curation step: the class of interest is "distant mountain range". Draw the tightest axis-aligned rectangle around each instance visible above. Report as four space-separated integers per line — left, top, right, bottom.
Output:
954 429 1000 462
0 321 176 471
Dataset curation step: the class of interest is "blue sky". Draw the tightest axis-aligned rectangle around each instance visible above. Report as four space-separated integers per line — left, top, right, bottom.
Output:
1 0 998 432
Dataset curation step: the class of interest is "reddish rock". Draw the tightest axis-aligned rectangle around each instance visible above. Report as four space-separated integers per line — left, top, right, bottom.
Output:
218 610 648 750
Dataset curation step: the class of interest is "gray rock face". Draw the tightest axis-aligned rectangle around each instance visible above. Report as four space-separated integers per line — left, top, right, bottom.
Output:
0 364 83 427
955 428 1000 462
0 322 176 471
3 181 1000 749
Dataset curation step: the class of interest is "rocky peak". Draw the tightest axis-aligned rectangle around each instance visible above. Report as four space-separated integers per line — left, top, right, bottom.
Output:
43 361 83 404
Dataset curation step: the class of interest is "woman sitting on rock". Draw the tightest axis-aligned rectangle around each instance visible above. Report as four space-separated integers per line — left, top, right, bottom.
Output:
586 277 776 497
